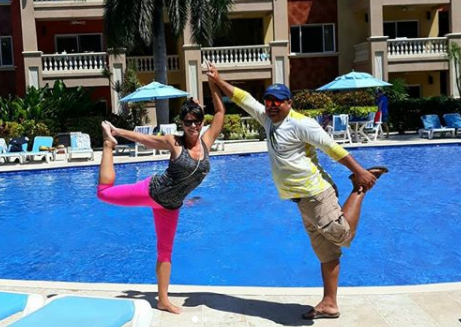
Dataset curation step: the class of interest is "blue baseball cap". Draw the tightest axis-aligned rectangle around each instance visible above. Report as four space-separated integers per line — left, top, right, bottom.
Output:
264 83 292 100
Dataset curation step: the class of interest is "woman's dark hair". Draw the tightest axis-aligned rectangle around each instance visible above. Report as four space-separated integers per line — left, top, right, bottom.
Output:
180 97 204 121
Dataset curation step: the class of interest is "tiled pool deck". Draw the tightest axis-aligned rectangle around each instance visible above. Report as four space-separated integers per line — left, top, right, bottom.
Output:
1 133 461 327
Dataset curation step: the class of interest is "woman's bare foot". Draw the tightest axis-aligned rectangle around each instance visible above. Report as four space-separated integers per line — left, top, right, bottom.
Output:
101 121 118 146
349 166 388 192
157 300 182 314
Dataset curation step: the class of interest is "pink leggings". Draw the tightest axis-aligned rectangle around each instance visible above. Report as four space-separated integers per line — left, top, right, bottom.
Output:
97 177 179 263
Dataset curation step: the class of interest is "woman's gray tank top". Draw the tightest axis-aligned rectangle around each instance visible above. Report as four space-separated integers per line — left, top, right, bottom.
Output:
149 139 210 209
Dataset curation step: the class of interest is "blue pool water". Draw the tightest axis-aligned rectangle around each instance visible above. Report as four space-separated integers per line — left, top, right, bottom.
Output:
1 145 460 287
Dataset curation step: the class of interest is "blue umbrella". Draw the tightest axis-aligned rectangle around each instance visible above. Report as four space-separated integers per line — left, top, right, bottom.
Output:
316 71 392 91
120 81 190 103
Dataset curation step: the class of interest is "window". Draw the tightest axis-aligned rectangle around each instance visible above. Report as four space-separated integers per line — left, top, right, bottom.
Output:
56 34 103 53
290 24 335 54
384 21 418 39
0 36 13 66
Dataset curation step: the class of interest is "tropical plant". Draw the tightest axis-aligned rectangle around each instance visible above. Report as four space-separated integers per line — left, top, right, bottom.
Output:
385 78 409 102
104 0 233 124
111 65 149 128
448 43 461 96
292 91 333 110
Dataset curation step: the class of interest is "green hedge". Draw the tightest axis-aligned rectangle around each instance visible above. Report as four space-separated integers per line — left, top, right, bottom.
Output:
389 96 461 132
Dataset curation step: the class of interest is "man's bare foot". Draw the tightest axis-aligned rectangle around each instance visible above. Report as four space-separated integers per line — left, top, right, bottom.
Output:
157 300 182 314
101 122 118 146
349 166 388 192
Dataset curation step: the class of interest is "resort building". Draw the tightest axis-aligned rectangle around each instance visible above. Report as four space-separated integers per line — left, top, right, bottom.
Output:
338 0 461 98
1 0 461 116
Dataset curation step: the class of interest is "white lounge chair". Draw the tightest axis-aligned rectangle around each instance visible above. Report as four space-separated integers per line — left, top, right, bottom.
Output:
419 114 455 139
326 114 353 144
0 138 27 164
134 125 155 157
443 113 461 136
68 132 94 161
6 295 153 327
21 136 54 164
0 291 44 324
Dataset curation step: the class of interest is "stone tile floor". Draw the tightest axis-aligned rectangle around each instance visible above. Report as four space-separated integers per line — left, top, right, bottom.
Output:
0 281 461 327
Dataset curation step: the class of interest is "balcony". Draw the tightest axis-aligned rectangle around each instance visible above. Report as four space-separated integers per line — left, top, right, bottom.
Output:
41 52 109 87
387 38 448 60
354 37 450 73
200 45 272 80
126 55 181 72
33 0 104 20
201 45 271 67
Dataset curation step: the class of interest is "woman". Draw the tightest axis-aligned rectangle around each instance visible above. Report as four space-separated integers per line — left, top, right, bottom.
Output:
97 67 224 314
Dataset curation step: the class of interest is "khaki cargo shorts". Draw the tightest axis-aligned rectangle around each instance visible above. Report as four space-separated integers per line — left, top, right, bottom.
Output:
296 187 351 263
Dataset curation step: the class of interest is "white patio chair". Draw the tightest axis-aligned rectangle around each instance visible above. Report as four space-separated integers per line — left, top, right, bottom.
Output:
326 114 353 144
134 125 155 157
363 112 384 141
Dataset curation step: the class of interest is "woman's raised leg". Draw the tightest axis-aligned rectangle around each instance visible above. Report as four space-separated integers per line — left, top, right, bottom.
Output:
99 122 117 185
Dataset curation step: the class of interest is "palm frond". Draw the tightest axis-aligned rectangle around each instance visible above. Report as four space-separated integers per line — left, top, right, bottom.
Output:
166 0 189 37
104 0 145 50
189 0 213 46
209 0 233 41
138 0 156 44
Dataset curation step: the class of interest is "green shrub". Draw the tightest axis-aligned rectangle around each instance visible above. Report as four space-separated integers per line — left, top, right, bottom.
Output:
0 122 25 142
222 114 243 140
390 96 461 133
292 90 333 110
329 90 375 107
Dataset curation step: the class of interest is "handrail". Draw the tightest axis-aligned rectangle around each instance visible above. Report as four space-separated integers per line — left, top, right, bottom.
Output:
42 52 107 72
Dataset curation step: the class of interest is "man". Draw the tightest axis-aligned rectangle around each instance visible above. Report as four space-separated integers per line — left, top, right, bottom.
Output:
376 89 390 138
208 66 388 320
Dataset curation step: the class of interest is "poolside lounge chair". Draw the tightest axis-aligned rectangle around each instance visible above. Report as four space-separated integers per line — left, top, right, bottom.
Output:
362 112 384 141
68 132 94 161
0 291 43 323
443 113 461 136
21 136 53 164
0 138 27 164
326 114 353 144
200 125 225 151
419 114 455 139
133 125 155 157
6 295 153 327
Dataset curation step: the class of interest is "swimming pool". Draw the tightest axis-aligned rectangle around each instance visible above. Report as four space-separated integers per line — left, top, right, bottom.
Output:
0 144 460 287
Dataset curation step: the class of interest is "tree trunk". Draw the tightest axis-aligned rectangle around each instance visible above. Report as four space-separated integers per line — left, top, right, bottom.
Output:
152 0 169 125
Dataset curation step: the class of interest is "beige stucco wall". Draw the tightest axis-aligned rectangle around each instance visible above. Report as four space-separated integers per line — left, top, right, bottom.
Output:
383 6 439 37
338 0 369 74
390 71 441 97
263 15 274 44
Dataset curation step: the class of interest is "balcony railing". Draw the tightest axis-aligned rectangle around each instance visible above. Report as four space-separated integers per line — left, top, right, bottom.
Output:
201 45 271 66
42 52 107 72
126 55 180 72
388 37 448 58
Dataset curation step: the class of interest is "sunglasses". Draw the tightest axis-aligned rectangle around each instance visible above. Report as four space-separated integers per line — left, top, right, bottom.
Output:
183 119 202 127
264 98 287 107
